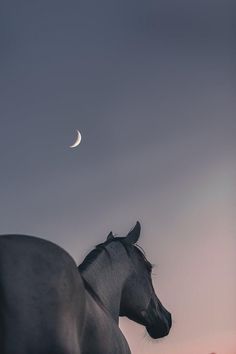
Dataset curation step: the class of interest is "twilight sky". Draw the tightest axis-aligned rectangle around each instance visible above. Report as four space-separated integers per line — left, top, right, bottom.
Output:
1 1 235 353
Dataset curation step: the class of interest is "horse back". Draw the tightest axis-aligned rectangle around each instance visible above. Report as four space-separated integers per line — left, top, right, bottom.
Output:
0 234 85 354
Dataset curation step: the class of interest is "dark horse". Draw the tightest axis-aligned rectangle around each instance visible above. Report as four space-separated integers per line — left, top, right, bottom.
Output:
0 222 171 353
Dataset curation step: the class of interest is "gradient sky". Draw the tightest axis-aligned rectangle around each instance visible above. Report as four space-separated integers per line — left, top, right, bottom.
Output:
1 1 235 353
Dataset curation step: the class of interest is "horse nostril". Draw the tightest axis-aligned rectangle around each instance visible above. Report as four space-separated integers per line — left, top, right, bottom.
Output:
161 310 172 331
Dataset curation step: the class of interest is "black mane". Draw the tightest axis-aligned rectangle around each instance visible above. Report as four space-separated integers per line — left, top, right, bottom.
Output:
78 238 153 273
78 239 113 272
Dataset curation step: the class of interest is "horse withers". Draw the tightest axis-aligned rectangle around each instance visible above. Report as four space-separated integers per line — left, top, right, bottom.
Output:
0 222 171 354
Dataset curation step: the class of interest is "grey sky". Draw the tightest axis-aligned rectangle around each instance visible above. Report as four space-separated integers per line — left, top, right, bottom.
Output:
1 1 235 353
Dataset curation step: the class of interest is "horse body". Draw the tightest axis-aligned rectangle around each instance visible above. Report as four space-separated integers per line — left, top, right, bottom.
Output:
0 234 85 354
0 222 171 353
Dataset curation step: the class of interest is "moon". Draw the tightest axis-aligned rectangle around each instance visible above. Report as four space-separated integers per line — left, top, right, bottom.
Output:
70 130 82 148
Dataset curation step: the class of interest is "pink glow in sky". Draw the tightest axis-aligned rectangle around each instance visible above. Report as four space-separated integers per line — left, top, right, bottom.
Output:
119 158 236 354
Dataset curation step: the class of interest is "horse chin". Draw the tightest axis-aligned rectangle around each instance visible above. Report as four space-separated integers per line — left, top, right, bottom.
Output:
146 324 171 339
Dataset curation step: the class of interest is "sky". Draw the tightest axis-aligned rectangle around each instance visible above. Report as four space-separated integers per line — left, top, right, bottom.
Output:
1 0 235 353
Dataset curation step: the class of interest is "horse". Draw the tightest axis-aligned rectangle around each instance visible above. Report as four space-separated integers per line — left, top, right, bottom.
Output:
78 221 172 353
0 221 171 353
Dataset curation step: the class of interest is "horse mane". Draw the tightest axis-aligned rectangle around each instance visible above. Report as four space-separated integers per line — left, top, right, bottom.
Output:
78 240 112 272
78 237 153 273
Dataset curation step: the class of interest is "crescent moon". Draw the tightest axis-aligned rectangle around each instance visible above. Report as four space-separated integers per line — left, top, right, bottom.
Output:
70 130 82 148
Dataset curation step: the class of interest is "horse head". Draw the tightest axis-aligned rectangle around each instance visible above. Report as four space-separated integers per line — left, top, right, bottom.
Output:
117 222 172 339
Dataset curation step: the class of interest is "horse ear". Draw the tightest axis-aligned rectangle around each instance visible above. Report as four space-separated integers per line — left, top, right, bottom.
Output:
125 221 141 244
106 231 114 241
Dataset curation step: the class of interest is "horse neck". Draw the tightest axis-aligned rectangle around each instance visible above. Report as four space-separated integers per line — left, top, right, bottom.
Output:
80 243 130 323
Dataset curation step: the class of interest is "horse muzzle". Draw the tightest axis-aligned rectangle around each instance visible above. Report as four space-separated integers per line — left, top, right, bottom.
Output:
146 311 172 339
145 299 172 339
